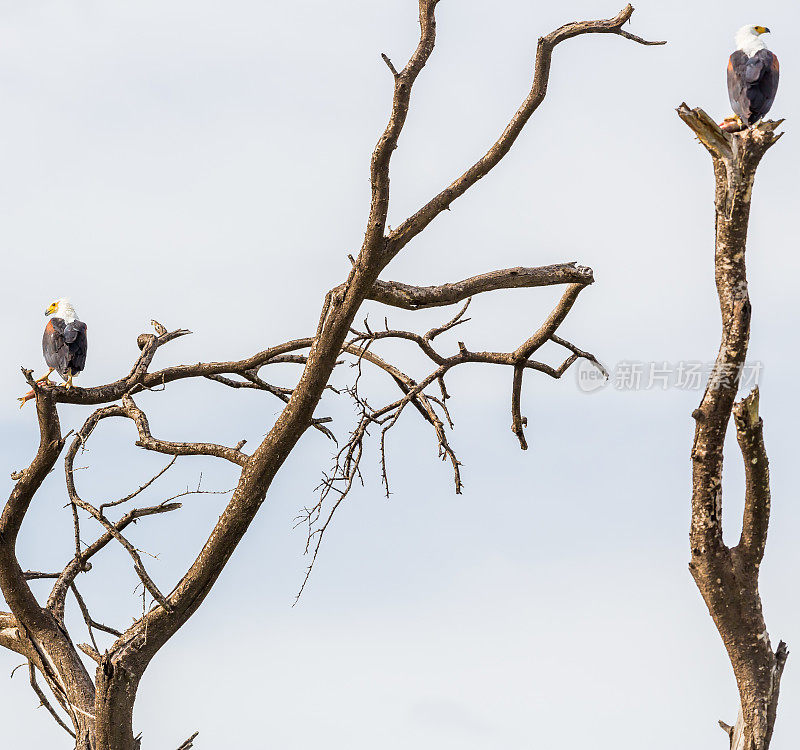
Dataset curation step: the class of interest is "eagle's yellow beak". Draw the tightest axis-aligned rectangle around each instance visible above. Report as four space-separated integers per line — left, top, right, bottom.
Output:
45 302 57 316
754 26 770 35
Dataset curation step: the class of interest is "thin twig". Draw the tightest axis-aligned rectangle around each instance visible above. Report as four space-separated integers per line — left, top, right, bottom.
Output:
28 662 75 739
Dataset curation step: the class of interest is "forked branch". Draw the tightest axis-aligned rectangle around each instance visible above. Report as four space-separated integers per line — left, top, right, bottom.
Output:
387 4 664 253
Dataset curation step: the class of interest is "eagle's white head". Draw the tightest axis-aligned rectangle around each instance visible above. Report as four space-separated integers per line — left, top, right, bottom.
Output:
45 298 78 323
735 25 771 57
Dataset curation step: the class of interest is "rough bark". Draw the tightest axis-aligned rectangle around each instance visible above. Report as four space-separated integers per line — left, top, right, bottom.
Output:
677 104 787 750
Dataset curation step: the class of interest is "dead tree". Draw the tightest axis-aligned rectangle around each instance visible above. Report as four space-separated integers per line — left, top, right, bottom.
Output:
0 5 663 748
677 105 787 750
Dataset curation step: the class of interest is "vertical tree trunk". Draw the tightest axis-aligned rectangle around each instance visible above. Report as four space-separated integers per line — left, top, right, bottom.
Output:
677 105 787 750
93 661 141 750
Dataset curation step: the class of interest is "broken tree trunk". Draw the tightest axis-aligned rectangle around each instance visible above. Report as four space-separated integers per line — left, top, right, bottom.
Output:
677 104 787 750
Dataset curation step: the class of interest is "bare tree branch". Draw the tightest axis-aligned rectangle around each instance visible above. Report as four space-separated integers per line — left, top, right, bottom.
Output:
387 4 664 253
365 263 593 309
71 584 122 649
363 0 441 256
732 388 771 562
293 284 604 593
0 612 34 660
99 456 178 514
28 662 76 739
23 571 61 581
47 501 182 618
176 731 199 750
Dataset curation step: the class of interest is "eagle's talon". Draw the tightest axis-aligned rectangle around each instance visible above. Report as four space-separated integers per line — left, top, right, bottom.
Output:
18 390 35 408
35 368 54 384
719 115 745 133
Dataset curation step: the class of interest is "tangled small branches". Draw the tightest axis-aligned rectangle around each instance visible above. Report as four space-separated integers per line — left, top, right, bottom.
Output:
294 284 606 598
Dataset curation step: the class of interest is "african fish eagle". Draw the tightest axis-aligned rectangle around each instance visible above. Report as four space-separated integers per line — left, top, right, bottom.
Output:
721 25 779 132
40 298 88 389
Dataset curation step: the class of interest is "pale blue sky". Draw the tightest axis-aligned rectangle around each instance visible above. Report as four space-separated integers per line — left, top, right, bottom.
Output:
0 1 797 748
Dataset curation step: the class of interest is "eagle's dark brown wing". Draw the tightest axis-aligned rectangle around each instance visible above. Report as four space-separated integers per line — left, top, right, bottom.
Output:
63 321 88 375
43 318 88 378
728 49 779 125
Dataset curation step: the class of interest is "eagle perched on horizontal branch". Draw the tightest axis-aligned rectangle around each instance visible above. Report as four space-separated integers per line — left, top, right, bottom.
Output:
40 298 87 388
721 25 779 132
18 298 88 406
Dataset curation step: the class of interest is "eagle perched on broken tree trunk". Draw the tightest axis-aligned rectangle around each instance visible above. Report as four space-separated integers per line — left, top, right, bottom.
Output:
722 25 779 132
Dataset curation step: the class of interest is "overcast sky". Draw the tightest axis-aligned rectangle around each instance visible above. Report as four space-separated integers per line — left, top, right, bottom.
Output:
0 1 798 748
